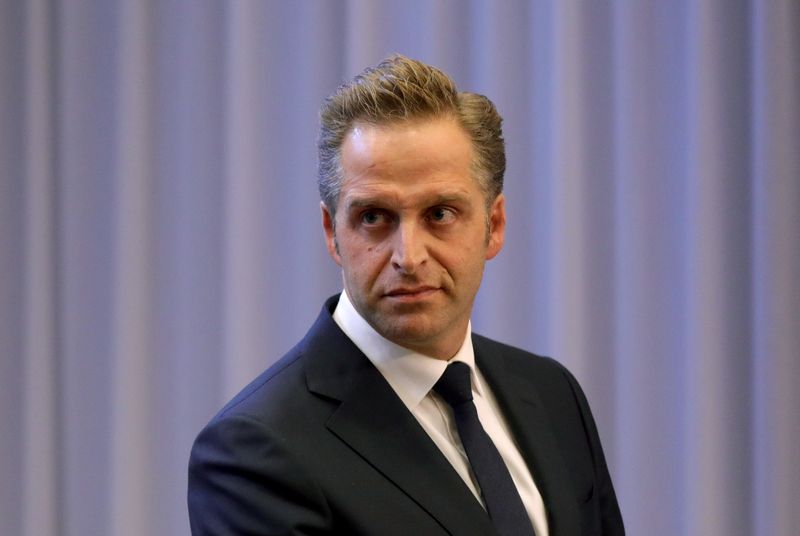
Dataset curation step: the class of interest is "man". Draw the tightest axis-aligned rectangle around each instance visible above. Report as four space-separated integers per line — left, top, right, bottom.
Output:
188 55 624 535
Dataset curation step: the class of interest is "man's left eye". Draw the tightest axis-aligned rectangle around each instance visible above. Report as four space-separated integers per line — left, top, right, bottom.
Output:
428 207 456 224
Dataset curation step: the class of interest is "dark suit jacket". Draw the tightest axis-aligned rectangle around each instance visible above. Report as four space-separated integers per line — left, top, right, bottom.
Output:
188 296 624 535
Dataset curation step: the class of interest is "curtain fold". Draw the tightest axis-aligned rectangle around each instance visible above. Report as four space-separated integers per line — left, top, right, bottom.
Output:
750 3 800 535
21 0 59 534
2 1 798 535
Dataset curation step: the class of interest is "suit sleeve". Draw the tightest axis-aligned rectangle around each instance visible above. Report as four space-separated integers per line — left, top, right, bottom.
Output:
188 413 333 535
559 366 625 535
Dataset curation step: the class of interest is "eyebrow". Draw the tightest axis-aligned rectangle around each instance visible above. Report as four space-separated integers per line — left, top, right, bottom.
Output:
343 192 471 211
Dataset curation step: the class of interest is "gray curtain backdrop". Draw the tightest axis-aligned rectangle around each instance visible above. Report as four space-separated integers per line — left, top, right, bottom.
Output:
2 1 798 535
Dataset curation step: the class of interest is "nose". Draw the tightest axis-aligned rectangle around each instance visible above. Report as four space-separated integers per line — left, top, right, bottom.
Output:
391 220 428 274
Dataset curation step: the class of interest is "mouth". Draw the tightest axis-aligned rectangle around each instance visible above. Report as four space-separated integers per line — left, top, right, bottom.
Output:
383 286 440 302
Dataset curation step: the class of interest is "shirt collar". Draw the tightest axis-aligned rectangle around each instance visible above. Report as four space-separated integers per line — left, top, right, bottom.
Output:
332 290 481 409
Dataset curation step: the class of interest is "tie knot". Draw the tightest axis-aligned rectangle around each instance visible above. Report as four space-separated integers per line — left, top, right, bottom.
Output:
433 362 473 406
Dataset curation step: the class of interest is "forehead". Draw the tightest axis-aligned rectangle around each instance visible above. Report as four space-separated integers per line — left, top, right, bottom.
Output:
339 118 480 205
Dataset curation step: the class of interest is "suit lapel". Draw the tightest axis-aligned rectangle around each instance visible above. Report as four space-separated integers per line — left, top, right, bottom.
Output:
475 340 581 536
303 300 494 535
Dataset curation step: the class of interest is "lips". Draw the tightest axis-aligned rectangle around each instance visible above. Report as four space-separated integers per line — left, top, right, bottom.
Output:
384 286 439 300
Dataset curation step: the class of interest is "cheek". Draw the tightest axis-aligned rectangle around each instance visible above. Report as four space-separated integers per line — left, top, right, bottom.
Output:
439 242 486 281
441 239 478 265
348 237 384 259
341 238 391 279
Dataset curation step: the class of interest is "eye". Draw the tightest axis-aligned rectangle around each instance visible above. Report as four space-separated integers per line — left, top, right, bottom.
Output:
428 206 456 224
360 210 388 226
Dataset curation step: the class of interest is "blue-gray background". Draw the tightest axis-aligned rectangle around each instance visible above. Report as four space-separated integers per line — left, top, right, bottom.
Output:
1 1 798 535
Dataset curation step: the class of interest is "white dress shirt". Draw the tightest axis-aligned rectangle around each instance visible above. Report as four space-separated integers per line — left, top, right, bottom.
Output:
333 290 549 535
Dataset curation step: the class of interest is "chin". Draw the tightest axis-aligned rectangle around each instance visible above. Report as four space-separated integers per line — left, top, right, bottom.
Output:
375 318 440 348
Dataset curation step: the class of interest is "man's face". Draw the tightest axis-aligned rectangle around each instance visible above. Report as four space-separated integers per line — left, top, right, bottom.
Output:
321 117 505 359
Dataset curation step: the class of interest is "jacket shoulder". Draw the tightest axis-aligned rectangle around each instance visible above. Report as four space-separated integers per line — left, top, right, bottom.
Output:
210 340 310 425
472 332 570 376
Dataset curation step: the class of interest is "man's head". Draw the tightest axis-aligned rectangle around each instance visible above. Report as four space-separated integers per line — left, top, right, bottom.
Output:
318 55 507 359
318 54 506 219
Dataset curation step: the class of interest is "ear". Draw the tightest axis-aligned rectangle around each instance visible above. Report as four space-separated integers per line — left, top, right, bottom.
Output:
485 194 506 260
321 202 342 266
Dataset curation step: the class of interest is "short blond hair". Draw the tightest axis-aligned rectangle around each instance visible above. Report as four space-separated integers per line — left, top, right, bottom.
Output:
317 54 505 216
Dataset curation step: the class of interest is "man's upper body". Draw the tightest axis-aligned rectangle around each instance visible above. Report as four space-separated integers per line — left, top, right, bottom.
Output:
188 55 624 534
189 294 623 535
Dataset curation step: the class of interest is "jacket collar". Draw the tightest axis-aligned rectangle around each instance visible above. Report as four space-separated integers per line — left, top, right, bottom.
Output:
303 296 581 535
475 337 582 535
303 296 494 535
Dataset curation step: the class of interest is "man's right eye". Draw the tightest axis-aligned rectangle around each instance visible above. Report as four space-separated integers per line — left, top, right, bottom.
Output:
360 210 385 225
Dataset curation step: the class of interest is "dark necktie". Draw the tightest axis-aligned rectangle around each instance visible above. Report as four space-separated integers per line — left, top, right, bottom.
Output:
433 362 536 536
